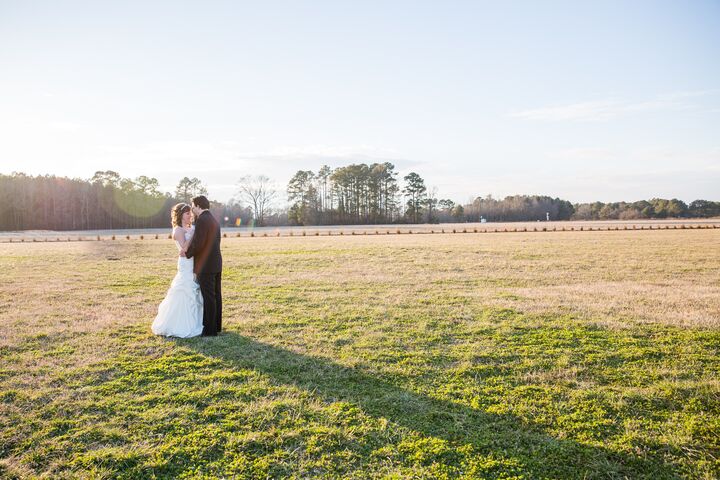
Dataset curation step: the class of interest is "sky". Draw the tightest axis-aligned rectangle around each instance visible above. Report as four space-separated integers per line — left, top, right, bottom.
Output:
1 0 719 205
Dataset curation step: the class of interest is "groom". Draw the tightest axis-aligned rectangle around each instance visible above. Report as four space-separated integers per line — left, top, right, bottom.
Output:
182 195 223 336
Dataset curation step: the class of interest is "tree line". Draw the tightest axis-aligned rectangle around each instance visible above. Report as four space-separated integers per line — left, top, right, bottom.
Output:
0 172 169 231
0 171 252 231
287 163 403 225
285 164 719 224
461 195 720 222
285 164 469 225
0 169 718 231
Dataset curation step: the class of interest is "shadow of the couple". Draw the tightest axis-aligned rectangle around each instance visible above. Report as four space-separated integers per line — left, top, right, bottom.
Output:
185 331 674 478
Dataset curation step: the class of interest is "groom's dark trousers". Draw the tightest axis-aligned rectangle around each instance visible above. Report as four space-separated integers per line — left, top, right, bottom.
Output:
197 272 222 335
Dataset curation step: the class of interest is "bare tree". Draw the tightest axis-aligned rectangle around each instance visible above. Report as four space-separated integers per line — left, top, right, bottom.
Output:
237 175 277 226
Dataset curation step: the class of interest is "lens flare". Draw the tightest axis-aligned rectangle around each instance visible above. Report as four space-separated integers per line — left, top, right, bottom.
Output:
113 190 167 218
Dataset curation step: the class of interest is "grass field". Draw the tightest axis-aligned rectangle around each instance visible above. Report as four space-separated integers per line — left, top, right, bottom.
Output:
1 230 719 479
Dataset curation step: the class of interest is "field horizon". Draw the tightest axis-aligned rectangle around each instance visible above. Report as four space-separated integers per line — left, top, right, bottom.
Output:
1 229 719 478
1 218 718 242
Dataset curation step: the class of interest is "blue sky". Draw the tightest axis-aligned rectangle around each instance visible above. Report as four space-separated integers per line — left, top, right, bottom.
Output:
1 0 718 204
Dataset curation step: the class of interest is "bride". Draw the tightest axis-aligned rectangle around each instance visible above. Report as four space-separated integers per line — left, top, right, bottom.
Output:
151 203 204 338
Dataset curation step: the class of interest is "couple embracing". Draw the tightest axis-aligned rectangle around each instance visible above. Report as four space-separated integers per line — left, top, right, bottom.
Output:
151 195 222 338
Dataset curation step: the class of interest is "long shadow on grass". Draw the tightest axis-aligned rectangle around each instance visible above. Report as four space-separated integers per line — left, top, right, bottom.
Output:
188 332 677 479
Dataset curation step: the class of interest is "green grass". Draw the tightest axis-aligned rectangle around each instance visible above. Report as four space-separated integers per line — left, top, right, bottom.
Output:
1 231 719 478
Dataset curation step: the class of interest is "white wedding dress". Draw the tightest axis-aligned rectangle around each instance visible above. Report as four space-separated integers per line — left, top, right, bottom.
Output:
151 227 204 338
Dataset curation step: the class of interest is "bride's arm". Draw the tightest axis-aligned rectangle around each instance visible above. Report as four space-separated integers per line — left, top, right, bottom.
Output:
173 227 190 253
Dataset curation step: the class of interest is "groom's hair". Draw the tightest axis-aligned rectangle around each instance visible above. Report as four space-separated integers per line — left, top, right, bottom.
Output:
191 195 210 210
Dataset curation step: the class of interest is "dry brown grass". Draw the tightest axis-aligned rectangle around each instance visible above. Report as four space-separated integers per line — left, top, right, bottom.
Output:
1 229 717 366
210 229 720 330
1 228 718 478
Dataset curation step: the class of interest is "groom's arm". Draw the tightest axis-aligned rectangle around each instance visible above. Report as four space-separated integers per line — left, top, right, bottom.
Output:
185 215 208 259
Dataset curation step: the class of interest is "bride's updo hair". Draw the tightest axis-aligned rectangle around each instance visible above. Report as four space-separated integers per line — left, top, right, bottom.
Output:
171 203 191 228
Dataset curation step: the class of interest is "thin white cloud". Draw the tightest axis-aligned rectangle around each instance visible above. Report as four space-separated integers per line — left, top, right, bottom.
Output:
427 146 720 204
509 90 715 122
236 144 421 170
548 148 618 161
452 166 720 204
48 121 87 132
255 144 402 159
92 142 418 174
